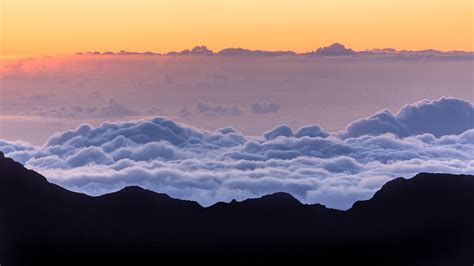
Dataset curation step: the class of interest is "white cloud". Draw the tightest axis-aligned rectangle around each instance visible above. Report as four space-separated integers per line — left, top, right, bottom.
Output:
342 97 474 138
1 98 473 210
180 102 241 117
263 125 294 140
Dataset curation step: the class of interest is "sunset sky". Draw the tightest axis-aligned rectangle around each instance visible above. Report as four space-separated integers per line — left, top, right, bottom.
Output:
1 0 473 57
0 0 473 209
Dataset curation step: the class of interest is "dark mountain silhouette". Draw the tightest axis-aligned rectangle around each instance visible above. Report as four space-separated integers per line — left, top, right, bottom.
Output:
0 151 472 266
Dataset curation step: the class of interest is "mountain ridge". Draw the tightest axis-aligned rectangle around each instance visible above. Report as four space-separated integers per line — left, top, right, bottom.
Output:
0 152 472 265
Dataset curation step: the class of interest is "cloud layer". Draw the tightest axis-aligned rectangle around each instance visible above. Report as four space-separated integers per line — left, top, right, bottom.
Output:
75 44 474 58
1 98 473 209
342 98 474 138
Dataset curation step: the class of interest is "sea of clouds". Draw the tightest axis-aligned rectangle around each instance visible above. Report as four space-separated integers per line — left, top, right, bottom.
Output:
1 97 473 209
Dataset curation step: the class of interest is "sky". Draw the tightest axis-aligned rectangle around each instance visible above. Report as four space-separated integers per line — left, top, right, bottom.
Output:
1 0 473 57
0 0 473 209
1 53 472 145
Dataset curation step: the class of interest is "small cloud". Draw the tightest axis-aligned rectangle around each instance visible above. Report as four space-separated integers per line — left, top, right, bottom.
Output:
180 102 241 117
311 43 355 56
28 99 140 119
167 46 213 56
217 48 295 57
28 93 56 100
196 102 241 116
96 99 140 118
178 107 192 117
251 101 280 114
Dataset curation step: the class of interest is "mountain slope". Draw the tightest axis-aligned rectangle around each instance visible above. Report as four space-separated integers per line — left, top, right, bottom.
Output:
0 152 472 265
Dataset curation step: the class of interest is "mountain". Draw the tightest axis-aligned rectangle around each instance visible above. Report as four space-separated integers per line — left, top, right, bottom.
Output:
0 152 472 265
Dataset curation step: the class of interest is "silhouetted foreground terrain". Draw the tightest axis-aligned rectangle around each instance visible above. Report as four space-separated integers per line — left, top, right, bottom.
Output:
0 152 473 265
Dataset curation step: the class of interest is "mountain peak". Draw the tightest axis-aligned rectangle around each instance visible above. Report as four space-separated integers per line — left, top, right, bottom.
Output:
243 192 302 207
103 185 170 200
120 185 146 193
260 192 298 201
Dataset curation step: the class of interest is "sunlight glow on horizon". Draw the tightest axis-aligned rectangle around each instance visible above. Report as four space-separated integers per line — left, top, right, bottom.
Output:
1 0 473 56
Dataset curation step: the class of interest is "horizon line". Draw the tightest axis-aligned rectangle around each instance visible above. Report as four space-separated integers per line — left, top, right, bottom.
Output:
2 43 474 59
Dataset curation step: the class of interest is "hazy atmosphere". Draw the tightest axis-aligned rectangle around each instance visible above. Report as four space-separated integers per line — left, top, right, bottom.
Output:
1 49 472 145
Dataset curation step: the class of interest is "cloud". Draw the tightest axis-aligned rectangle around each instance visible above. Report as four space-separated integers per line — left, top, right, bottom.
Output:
28 93 56 100
310 43 356 56
263 125 294 140
251 101 280 114
295 125 329 138
77 50 161 56
66 147 114 167
217 48 295 57
95 99 140 118
1 98 473 210
167 46 214 56
342 97 474 138
180 102 241 117
29 99 140 119
360 48 474 59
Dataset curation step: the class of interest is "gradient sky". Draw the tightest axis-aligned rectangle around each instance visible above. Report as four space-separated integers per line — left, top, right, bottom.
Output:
1 54 472 145
1 0 473 56
0 0 473 209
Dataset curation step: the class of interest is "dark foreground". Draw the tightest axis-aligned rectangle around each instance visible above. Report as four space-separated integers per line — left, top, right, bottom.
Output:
0 152 472 265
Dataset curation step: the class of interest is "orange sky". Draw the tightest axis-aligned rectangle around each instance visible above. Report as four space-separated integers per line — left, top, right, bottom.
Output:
1 0 472 56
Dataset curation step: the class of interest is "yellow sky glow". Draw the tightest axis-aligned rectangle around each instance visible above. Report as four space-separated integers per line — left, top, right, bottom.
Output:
1 0 473 56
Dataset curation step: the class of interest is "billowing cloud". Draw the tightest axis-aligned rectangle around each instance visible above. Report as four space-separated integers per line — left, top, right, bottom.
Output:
251 101 280 114
310 43 356 56
1 98 473 210
342 97 474 138
167 46 214 56
263 125 294 140
295 125 329 138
